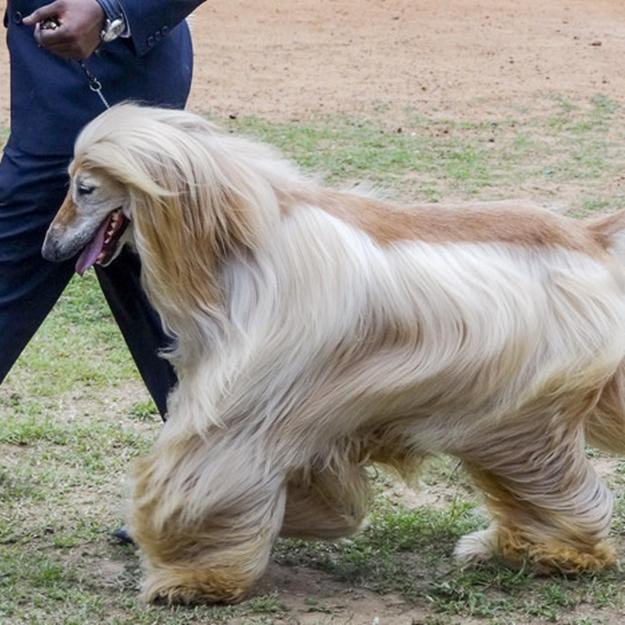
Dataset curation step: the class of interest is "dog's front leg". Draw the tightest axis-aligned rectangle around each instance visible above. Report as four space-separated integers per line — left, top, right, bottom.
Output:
129 427 286 605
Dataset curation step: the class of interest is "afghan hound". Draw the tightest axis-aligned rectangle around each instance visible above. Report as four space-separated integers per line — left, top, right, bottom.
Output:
42 103 625 604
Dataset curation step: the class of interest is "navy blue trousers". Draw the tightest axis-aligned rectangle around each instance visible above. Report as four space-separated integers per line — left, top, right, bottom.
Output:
0 147 176 417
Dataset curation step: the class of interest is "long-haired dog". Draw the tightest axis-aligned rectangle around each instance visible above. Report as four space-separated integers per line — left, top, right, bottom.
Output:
43 104 625 604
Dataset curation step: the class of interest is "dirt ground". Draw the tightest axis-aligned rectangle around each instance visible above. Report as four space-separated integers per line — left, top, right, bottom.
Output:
2 0 625 126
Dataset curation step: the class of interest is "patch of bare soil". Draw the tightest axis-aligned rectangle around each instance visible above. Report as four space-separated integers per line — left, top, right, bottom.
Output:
256 564 423 625
2 1 625 126
186 0 625 121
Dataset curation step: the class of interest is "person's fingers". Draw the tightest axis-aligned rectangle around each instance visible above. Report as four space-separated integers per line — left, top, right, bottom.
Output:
37 24 70 48
23 0 65 27
33 22 43 45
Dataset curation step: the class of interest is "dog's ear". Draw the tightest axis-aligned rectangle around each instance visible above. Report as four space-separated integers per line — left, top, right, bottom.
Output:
130 186 227 324
128 144 264 337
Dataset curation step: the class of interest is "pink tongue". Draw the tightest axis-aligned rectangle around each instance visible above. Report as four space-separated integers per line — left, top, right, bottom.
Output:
75 216 111 276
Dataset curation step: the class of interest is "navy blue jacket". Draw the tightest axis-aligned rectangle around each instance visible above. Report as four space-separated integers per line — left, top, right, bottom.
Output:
5 0 205 155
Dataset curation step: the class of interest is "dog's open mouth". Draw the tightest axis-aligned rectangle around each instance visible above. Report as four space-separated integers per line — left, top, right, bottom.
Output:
75 209 128 275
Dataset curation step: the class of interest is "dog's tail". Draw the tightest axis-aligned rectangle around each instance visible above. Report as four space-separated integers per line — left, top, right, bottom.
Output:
586 210 625 263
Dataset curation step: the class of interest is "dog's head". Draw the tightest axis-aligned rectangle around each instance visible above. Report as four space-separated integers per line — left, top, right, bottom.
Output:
42 103 222 276
42 163 133 274
43 104 286 283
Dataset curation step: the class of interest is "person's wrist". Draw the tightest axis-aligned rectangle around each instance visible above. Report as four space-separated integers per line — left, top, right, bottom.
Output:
95 0 122 21
94 0 127 41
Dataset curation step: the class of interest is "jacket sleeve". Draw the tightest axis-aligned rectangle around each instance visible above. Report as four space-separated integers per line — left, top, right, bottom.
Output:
119 0 206 56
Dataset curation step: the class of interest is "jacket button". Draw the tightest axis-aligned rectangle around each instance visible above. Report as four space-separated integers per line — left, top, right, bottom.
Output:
147 35 155 47
162 26 169 35
154 31 162 42
14 11 23 24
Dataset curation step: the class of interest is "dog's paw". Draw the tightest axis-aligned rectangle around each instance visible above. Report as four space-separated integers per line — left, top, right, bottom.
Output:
453 529 496 567
141 569 247 605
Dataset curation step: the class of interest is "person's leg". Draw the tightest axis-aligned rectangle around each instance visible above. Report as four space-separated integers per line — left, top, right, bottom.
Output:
0 149 75 384
95 252 177 419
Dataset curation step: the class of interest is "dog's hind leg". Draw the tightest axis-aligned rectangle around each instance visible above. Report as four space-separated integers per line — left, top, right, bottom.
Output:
281 464 371 539
455 420 615 574
130 432 287 605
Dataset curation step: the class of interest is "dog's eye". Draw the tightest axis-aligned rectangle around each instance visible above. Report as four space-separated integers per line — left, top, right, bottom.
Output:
77 184 96 196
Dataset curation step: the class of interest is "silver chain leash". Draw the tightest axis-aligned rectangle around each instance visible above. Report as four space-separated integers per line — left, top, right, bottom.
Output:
78 61 111 109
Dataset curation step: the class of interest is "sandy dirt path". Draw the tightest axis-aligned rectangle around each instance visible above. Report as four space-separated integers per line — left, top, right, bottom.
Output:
2 1 625 128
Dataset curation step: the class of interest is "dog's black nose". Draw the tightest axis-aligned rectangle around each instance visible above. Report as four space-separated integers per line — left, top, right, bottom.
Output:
41 231 64 262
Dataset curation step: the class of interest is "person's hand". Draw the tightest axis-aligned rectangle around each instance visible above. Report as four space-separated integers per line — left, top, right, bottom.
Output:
23 0 105 60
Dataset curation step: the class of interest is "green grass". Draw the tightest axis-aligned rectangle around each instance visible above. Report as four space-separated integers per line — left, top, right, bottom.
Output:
222 94 625 212
3 95 625 624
